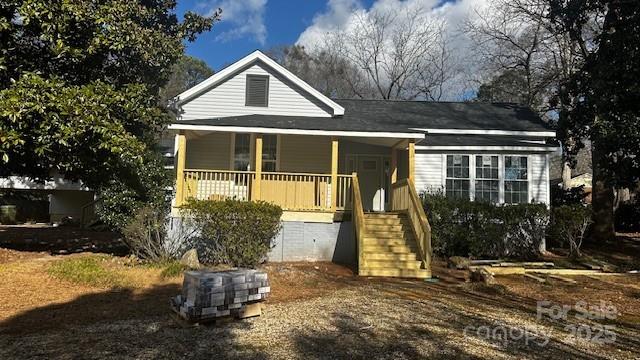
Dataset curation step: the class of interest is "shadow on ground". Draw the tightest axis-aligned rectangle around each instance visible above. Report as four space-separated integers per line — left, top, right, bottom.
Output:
0 225 127 255
0 283 269 359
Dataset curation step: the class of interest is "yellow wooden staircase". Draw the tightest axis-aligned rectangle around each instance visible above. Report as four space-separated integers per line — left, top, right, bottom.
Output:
359 212 430 278
352 175 432 279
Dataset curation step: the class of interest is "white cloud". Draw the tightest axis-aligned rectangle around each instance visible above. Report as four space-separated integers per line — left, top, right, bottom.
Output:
297 0 492 100
199 0 268 45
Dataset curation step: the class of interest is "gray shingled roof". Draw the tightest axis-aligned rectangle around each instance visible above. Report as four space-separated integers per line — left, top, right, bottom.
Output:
176 99 553 134
335 99 553 132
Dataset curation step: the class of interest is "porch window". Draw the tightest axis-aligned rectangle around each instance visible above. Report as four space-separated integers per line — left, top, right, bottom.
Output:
233 134 251 171
504 156 528 203
262 134 278 172
475 155 499 203
446 155 470 200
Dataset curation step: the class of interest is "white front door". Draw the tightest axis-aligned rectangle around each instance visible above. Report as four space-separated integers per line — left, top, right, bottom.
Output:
347 155 386 211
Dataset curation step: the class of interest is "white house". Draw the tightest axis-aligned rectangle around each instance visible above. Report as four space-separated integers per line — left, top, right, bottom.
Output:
166 50 559 278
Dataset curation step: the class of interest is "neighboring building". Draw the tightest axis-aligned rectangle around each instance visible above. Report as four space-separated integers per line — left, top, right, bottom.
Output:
0 175 94 223
167 50 559 278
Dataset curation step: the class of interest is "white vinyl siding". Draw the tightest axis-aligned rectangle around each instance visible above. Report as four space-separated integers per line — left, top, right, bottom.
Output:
179 62 333 120
415 151 551 205
414 153 443 193
529 153 550 204
185 132 231 169
279 135 331 173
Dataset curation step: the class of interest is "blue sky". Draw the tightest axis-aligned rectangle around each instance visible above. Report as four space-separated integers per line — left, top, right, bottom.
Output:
177 0 372 70
175 0 478 99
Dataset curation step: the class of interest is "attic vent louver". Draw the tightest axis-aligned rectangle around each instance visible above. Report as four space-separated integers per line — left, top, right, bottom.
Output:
245 75 269 107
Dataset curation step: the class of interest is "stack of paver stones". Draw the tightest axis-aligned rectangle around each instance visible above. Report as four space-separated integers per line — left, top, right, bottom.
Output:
171 269 270 322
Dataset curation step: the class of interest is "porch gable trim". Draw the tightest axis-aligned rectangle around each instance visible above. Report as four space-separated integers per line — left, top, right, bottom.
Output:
174 50 345 116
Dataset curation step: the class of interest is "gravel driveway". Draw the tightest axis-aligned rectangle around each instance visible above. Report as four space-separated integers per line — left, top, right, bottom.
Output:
2 278 638 360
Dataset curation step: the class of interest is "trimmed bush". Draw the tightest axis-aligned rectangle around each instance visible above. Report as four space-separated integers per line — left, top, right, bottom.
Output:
184 199 282 267
422 193 549 259
548 205 592 258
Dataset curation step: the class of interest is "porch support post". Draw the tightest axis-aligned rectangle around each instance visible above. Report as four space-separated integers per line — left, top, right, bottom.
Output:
175 132 187 207
408 139 415 183
254 134 263 200
390 147 398 185
330 137 339 211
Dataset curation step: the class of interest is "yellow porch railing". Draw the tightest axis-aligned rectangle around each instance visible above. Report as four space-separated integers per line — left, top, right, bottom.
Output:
181 169 353 212
391 178 432 271
184 170 255 202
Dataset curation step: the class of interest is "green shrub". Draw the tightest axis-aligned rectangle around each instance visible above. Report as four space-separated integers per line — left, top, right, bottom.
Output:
422 193 549 259
48 257 129 288
183 199 282 267
548 205 592 258
551 185 588 206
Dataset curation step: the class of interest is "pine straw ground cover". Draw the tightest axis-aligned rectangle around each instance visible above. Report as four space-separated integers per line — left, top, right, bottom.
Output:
0 252 638 359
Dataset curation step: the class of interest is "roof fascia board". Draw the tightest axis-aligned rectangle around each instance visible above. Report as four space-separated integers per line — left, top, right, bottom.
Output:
416 145 559 152
415 128 556 137
168 124 424 139
174 50 345 116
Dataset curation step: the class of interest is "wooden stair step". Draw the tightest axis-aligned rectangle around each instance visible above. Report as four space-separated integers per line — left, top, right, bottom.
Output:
363 252 420 261
364 213 403 219
362 238 411 246
359 268 431 279
365 224 407 232
363 232 414 240
365 219 405 226
362 260 423 269
362 245 417 253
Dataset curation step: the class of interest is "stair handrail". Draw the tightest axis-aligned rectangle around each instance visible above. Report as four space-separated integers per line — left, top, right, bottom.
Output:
351 172 367 273
391 179 432 274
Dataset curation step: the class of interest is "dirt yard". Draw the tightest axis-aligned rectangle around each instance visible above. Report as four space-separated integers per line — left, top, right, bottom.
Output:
0 227 639 359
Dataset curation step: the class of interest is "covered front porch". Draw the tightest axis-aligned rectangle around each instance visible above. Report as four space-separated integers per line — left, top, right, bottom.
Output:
171 129 421 219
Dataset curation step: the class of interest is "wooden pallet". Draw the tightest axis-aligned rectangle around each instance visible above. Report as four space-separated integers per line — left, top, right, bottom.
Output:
169 300 262 327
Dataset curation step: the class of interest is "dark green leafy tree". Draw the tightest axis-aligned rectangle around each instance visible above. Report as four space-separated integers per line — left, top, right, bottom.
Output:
159 55 214 106
550 0 640 242
476 70 531 105
0 0 220 229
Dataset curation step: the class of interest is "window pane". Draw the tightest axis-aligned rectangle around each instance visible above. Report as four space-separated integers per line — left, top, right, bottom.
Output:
262 135 277 161
446 155 470 200
504 156 529 203
262 161 276 172
234 134 251 171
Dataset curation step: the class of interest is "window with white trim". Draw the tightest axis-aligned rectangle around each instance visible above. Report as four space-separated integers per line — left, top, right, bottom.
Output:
262 134 278 172
504 156 529 203
475 155 499 203
233 134 251 171
445 155 470 199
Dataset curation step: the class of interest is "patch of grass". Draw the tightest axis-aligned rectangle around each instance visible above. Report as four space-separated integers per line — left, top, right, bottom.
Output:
48 257 130 288
159 261 188 279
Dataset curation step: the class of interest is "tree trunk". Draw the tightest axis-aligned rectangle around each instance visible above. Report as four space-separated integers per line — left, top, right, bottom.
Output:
590 141 616 243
